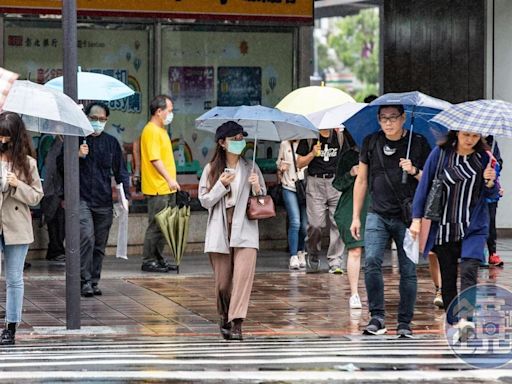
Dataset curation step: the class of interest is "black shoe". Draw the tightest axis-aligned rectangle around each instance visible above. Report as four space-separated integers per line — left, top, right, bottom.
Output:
23 262 31 271
397 322 414 338
159 259 178 271
81 282 94 297
92 284 102 296
141 261 169 273
219 318 231 340
46 254 66 262
0 329 15 345
363 317 387 335
231 319 243 341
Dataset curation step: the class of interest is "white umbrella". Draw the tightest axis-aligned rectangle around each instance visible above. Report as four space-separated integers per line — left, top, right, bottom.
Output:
195 105 318 168
306 102 368 130
2 80 94 136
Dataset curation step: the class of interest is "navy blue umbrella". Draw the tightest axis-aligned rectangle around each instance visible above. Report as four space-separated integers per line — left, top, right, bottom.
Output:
343 91 452 183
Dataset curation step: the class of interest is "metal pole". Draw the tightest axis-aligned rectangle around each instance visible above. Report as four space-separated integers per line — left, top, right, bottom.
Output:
62 0 81 329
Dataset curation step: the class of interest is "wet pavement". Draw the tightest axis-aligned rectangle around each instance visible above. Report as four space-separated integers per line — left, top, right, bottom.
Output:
0 240 511 381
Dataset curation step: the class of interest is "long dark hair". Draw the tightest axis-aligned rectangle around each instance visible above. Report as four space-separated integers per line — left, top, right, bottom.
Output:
207 141 227 189
0 112 35 184
439 130 490 154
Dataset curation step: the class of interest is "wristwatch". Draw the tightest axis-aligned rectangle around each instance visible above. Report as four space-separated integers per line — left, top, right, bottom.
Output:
411 167 420 176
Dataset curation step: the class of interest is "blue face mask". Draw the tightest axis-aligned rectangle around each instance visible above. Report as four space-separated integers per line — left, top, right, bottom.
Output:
227 139 246 155
90 120 106 134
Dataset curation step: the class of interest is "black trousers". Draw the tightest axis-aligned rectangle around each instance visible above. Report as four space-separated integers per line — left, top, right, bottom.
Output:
434 241 479 325
46 205 65 259
487 202 498 254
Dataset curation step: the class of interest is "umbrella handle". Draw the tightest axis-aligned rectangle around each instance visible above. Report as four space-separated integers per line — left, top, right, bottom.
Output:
401 170 408 184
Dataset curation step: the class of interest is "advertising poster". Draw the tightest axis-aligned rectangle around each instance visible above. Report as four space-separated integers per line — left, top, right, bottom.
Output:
217 66 261 106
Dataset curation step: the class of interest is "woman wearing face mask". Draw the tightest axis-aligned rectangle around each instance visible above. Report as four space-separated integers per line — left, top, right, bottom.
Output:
198 121 266 341
0 112 43 345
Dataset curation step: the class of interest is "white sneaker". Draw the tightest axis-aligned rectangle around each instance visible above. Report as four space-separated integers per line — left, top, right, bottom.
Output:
349 293 362 309
289 255 300 270
452 319 476 343
297 251 307 269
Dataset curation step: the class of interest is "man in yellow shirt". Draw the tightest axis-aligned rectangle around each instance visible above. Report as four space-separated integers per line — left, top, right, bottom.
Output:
140 95 181 272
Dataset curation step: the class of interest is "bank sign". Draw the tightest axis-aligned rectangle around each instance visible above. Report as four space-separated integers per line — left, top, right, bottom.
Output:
0 0 313 23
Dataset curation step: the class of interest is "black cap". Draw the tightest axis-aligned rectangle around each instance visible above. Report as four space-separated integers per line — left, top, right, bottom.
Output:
215 121 248 141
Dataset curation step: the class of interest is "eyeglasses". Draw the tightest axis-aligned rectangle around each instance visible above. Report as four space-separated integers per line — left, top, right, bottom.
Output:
88 116 108 123
378 115 402 124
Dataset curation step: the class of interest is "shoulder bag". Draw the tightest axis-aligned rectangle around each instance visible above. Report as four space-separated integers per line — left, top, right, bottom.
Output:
424 149 446 221
291 141 307 207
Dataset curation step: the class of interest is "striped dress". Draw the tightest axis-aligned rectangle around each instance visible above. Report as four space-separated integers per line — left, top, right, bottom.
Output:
436 151 483 245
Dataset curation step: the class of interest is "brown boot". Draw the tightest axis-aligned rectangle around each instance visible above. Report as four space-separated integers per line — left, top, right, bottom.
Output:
231 318 243 341
219 317 231 340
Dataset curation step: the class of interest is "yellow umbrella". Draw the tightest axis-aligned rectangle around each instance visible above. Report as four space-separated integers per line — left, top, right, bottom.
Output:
275 86 355 116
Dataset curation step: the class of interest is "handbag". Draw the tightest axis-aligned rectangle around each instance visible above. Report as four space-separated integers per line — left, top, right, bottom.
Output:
375 140 413 226
424 150 446 221
247 194 276 220
291 142 307 206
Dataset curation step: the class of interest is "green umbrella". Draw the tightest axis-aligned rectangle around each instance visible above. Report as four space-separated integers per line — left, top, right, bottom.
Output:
155 206 173 251
175 206 191 270
167 206 179 260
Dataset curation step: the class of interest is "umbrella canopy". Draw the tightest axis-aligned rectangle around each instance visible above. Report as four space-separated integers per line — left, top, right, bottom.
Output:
0 67 18 110
45 70 134 101
195 105 318 141
430 99 512 138
155 204 190 274
2 80 94 136
343 91 452 148
276 86 355 115
306 102 367 130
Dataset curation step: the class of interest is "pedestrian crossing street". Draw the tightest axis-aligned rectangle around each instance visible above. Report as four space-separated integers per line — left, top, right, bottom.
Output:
0 336 511 382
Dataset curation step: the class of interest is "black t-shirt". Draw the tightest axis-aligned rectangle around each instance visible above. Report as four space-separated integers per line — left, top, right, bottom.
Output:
360 130 431 217
296 132 341 176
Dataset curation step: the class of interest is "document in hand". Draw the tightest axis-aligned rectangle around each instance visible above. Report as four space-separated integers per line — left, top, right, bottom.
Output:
403 229 419 264
114 183 129 260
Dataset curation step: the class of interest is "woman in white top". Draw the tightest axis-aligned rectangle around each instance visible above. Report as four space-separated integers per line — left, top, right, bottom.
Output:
198 121 266 341
276 140 308 270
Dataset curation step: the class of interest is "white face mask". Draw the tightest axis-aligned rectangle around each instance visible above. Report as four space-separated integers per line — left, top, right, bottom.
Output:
164 112 174 125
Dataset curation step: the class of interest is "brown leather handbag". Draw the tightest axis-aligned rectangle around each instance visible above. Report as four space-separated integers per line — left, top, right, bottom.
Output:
246 194 276 220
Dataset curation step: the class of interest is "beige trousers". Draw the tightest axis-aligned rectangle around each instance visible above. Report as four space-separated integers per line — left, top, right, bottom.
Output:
208 207 257 322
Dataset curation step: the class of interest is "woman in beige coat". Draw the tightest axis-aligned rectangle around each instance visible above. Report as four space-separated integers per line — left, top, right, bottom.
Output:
198 121 266 341
0 112 43 345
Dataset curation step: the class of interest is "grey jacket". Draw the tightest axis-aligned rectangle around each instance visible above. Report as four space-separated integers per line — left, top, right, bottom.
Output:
198 159 266 254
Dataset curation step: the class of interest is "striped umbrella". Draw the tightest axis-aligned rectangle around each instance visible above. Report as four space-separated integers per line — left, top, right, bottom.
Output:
430 99 512 138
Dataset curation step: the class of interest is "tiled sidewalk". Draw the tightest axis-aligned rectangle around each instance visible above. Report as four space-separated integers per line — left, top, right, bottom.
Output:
2 244 511 338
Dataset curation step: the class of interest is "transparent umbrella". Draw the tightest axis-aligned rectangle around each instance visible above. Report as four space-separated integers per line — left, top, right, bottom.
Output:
2 80 93 136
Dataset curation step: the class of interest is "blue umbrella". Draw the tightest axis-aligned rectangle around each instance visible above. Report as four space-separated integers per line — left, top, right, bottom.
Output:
195 105 318 168
343 91 452 183
45 67 134 101
430 99 512 139
343 91 452 148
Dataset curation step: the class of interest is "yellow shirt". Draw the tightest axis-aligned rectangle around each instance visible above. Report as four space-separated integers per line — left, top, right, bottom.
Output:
140 121 176 195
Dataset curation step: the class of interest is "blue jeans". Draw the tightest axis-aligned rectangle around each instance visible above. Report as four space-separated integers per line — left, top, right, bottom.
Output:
364 212 417 324
282 188 307 257
1 235 29 324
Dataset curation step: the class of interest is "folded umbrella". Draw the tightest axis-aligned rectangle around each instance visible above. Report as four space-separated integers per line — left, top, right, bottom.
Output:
155 206 173 254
